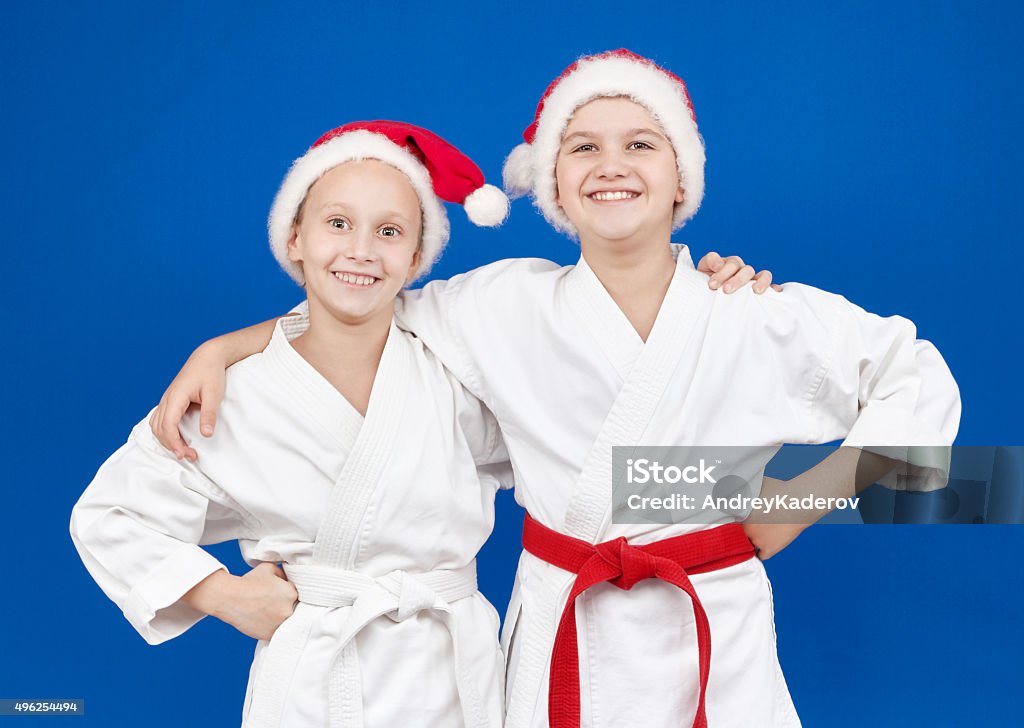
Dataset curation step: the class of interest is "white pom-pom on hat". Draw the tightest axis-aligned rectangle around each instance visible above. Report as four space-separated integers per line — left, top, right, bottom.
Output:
463 184 510 227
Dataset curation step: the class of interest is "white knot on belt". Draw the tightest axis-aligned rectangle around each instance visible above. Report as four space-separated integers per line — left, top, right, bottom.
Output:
384 571 442 622
244 561 489 728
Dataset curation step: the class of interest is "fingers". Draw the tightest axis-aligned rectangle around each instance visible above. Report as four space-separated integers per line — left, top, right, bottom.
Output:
696 251 724 274
705 257 783 295
723 264 756 293
742 522 768 559
171 395 198 462
753 270 773 294
707 255 745 291
749 539 767 560
746 532 771 560
199 378 226 438
255 563 298 602
255 564 295 592
155 393 197 462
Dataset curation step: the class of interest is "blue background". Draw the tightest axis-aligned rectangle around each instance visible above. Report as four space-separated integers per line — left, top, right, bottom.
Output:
3 1 1021 725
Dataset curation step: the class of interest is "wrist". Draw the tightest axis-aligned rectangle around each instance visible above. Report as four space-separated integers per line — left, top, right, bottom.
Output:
182 569 237 618
193 337 230 364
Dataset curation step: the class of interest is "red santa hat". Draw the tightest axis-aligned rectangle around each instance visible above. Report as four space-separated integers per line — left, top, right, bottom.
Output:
269 120 509 284
503 49 706 237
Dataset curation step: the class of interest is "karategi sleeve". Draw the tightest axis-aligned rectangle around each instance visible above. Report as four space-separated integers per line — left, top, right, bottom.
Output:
393 275 488 399
449 376 515 491
802 288 961 489
70 414 260 645
394 259 565 403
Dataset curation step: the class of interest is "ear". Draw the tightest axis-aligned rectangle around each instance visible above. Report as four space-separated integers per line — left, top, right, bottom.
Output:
404 248 423 286
286 226 302 263
554 163 562 207
675 185 685 205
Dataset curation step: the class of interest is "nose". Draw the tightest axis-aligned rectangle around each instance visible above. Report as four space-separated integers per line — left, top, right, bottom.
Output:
344 228 378 263
594 146 628 179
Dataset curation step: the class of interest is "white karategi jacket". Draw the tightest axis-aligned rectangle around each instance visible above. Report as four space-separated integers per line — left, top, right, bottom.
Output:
389 245 960 728
71 316 512 728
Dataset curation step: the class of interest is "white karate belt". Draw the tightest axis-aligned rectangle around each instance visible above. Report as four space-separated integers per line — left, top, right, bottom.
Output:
244 561 488 728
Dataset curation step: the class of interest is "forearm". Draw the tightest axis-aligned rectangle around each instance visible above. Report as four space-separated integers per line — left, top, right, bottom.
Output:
742 448 901 557
179 563 297 640
180 569 236 619
200 317 280 367
791 447 901 498
754 447 900 524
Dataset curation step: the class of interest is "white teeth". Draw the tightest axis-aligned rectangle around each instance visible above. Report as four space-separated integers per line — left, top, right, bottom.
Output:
333 272 377 287
590 191 639 201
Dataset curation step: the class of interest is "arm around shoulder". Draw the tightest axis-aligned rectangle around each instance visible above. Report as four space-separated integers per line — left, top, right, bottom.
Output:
396 258 563 400
150 314 284 459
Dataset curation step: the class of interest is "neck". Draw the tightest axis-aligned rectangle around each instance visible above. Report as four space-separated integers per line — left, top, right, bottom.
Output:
579 228 677 341
293 298 393 377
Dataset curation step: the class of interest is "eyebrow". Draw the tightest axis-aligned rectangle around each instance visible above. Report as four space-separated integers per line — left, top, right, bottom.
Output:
319 203 414 224
562 131 597 144
626 127 668 140
377 210 415 224
561 127 668 144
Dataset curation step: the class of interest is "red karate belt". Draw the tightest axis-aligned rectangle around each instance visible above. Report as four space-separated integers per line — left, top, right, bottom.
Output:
522 513 756 728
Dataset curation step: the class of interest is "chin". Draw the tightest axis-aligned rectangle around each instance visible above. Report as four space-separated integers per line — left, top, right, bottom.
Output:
585 223 645 243
319 295 375 322
334 308 379 326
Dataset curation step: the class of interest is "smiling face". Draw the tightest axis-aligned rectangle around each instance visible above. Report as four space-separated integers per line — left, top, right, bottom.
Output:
287 159 422 326
555 96 683 251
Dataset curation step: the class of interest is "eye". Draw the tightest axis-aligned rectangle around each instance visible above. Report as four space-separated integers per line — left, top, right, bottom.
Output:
571 143 598 153
628 141 654 151
378 225 401 238
328 217 350 230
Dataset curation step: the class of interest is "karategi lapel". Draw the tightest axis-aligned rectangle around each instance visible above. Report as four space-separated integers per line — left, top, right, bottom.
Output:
262 316 365 451
563 254 644 382
262 315 411 568
562 245 708 543
311 320 410 569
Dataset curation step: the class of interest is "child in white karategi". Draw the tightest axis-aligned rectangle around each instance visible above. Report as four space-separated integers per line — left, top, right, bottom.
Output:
146 49 959 728
72 121 517 728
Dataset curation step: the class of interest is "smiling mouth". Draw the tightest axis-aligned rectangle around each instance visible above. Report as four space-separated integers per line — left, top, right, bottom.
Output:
587 191 641 202
332 271 380 288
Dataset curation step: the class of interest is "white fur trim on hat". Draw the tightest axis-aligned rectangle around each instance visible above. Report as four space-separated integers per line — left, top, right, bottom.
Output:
267 130 449 285
502 143 535 200
463 183 510 227
503 54 706 238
